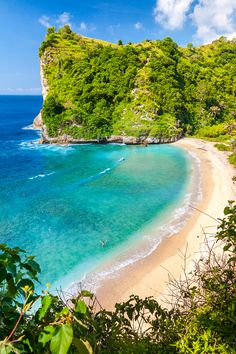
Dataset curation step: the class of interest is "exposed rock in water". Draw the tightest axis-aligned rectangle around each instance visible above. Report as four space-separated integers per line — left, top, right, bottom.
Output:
33 111 43 129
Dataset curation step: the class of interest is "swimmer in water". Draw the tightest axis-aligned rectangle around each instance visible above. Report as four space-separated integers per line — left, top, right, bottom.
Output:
100 240 107 247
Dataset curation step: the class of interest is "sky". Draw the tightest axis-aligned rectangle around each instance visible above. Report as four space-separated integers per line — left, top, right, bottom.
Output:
0 0 236 95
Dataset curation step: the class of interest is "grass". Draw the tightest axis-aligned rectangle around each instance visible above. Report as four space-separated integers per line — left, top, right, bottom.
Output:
214 143 232 152
228 153 236 167
193 134 231 142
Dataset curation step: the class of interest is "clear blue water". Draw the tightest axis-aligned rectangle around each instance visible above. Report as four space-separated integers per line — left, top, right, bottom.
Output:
0 95 191 291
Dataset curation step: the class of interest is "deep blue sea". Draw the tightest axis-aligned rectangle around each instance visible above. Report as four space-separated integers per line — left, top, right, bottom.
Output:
0 95 193 292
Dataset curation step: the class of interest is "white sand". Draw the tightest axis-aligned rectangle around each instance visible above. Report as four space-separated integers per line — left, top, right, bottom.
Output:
96 138 236 309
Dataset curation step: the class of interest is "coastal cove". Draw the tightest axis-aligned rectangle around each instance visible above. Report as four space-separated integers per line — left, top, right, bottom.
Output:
1 95 196 295
96 138 236 309
1 1 236 350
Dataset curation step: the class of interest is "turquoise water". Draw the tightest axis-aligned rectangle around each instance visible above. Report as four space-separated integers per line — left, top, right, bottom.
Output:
0 96 191 291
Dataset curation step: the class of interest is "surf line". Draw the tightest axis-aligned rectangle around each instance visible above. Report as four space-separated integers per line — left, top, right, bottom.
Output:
76 156 126 187
28 172 55 180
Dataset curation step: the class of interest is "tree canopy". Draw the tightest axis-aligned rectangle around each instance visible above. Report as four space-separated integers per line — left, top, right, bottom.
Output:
39 27 236 142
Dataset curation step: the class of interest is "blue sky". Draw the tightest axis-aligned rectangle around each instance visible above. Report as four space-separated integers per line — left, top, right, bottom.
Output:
0 0 236 94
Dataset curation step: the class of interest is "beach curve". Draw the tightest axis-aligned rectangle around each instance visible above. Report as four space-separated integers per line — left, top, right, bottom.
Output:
95 138 236 310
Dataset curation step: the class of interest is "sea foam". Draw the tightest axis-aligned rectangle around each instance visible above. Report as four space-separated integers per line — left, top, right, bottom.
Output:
28 172 55 180
22 124 38 130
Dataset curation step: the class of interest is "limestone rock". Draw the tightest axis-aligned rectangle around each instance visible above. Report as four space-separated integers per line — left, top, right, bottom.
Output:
40 58 49 100
33 111 43 129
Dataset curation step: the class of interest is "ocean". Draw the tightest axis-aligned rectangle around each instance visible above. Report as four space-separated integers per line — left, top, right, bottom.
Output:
0 95 196 293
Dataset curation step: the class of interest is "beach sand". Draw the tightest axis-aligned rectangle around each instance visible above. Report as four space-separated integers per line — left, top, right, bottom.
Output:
95 138 236 310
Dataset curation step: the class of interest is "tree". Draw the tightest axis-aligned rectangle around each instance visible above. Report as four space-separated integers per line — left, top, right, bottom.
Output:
43 96 64 117
210 105 220 119
47 26 56 35
187 42 193 50
39 28 236 142
62 24 72 34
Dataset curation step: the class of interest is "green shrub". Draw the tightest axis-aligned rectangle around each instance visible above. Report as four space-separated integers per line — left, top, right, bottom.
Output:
149 114 182 138
228 153 236 166
197 124 227 138
214 143 231 151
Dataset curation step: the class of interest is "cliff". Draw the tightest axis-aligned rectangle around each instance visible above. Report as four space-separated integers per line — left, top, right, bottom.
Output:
33 58 49 130
36 26 236 144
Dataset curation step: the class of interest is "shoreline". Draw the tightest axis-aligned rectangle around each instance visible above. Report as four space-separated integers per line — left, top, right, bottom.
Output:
95 138 236 310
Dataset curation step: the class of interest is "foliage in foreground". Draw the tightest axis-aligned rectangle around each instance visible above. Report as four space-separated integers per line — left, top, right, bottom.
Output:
0 202 236 353
39 26 236 141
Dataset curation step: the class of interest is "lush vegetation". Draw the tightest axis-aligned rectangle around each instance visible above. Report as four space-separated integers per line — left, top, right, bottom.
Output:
214 136 236 166
1 202 236 353
39 26 236 142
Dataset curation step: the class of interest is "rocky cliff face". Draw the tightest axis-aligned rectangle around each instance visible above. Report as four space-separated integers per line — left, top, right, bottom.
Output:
33 59 49 130
40 58 49 100
39 131 183 145
33 112 43 129
35 31 184 145
35 56 183 145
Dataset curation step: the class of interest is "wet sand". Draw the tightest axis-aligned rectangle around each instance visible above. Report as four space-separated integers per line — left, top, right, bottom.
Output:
95 138 236 310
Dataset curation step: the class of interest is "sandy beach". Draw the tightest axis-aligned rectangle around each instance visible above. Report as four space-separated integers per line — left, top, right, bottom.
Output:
96 138 236 310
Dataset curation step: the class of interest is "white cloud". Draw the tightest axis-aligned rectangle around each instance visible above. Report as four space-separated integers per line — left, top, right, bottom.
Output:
39 11 96 34
153 0 236 43
56 12 71 26
78 22 96 33
191 0 236 43
134 22 143 30
79 22 87 31
39 15 51 28
154 0 193 29
226 32 236 40
0 87 41 94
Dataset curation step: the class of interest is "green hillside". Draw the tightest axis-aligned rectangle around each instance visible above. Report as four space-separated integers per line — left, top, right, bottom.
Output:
39 26 236 143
